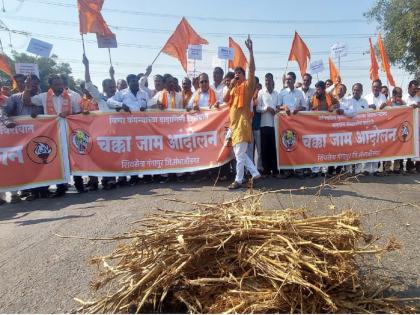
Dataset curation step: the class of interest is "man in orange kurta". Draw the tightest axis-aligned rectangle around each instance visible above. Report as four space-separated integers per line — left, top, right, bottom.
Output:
225 36 261 189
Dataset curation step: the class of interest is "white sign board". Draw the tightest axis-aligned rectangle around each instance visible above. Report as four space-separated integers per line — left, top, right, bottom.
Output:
15 63 40 78
188 45 202 60
330 43 347 59
96 33 118 48
218 47 234 60
309 59 324 74
27 38 53 58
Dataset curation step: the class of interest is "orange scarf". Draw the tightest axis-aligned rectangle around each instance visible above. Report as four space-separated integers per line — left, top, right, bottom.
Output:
160 89 176 109
230 82 247 109
311 93 334 111
79 97 99 112
46 88 71 115
182 90 192 108
192 88 217 108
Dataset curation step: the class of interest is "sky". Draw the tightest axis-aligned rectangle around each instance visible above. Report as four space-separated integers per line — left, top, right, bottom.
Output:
0 0 415 92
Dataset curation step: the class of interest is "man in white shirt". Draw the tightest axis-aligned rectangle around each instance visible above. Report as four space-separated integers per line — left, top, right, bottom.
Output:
277 72 306 178
187 73 217 110
256 73 279 177
211 67 225 103
338 83 369 174
27 74 83 196
28 75 81 117
363 79 388 175
277 72 306 114
403 80 420 107
403 80 420 173
298 73 315 110
338 83 368 117
364 79 387 110
107 74 149 112
148 74 182 110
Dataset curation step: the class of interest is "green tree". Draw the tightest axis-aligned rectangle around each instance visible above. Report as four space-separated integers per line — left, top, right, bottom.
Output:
0 51 76 92
365 0 420 79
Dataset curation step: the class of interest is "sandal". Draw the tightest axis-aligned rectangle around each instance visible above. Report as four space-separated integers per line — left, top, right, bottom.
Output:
228 181 242 190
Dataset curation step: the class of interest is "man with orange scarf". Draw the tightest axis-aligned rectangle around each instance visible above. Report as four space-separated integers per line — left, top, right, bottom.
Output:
25 74 84 197
309 81 340 177
225 36 261 189
187 73 217 110
149 74 182 111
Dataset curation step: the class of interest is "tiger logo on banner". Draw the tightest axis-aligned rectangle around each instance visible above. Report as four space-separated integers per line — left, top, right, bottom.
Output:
27 136 58 165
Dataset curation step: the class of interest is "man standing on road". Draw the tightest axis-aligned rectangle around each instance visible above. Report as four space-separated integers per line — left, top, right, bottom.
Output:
225 36 261 190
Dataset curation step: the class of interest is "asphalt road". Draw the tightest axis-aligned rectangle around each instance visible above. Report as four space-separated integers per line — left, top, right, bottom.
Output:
1 174 419 313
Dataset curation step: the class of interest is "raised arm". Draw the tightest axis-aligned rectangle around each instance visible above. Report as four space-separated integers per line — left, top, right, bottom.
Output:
83 54 91 83
245 35 255 88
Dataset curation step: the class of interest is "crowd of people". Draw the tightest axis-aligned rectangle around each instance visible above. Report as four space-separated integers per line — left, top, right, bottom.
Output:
1 36 420 204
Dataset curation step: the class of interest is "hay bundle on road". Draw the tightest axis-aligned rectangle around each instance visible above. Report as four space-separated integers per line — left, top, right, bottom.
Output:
76 194 417 313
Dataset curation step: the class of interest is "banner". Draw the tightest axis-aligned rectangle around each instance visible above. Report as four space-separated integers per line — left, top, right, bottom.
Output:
66 108 232 176
275 107 418 169
0 116 69 192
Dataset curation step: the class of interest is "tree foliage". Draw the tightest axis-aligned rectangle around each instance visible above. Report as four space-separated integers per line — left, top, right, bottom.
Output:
0 51 76 92
365 0 420 78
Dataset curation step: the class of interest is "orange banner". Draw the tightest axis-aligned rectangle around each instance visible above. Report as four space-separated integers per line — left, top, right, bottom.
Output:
66 107 232 176
0 116 69 192
275 107 418 169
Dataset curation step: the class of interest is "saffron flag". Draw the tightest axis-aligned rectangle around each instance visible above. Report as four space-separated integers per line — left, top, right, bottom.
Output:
161 17 208 73
328 57 340 83
0 54 15 88
0 54 13 78
377 33 396 86
228 37 248 70
369 38 379 81
77 0 113 36
288 31 311 78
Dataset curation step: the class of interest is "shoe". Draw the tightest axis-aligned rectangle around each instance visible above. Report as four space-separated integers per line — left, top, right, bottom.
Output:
52 189 67 198
25 193 39 201
10 195 22 204
0 199 6 206
76 187 87 193
228 181 242 190
159 176 171 184
117 178 128 187
87 184 98 191
310 173 319 178
362 171 370 176
218 175 229 182
128 178 138 187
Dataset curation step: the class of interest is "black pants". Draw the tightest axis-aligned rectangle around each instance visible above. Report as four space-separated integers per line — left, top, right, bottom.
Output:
260 126 278 175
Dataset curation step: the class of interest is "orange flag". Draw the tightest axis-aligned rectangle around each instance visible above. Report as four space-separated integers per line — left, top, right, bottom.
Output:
328 57 340 83
377 33 395 86
161 17 208 73
228 37 248 70
369 38 379 81
0 54 15 88
288 31 311 78
77 0 113 36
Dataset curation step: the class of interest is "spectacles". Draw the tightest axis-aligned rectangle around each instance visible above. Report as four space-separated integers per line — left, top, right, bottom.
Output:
200 80 208 84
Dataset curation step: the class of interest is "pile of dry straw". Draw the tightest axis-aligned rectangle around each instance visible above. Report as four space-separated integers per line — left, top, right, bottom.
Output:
75 187 418 313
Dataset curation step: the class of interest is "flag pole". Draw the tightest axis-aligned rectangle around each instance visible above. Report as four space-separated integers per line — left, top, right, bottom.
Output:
81 34 86 54
151 49 162 66
108 48 112 67
338 55 341 74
